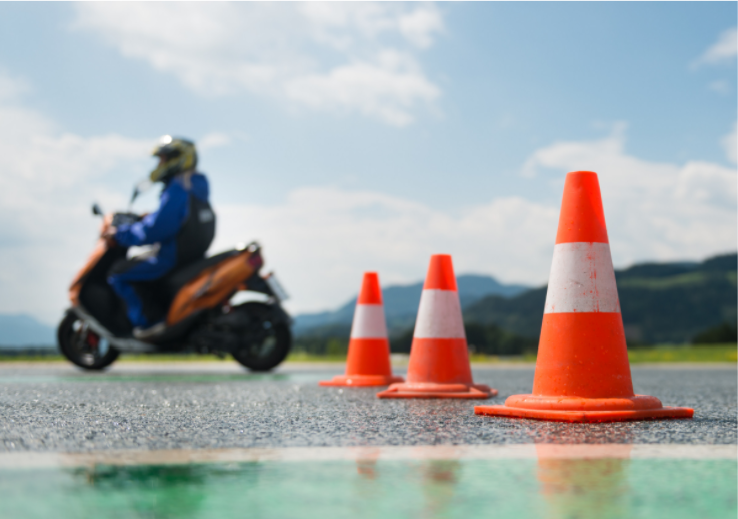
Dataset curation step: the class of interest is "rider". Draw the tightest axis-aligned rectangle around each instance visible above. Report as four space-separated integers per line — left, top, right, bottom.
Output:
106 136 216 339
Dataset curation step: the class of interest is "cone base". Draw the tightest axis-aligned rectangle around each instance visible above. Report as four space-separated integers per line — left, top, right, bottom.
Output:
504 393 665 411
319 374 404 387
377 382 496 399
474 393 694 423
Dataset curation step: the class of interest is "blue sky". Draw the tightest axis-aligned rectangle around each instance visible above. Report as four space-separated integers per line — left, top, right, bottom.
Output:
0 2 735 324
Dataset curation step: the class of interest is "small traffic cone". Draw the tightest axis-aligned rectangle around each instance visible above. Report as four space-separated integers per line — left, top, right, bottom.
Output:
319 272 404 387
377 255 496 399
475 171 694 422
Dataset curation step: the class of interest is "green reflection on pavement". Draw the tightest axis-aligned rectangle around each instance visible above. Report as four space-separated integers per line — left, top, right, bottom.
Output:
0 459 734 519
0 373 328 384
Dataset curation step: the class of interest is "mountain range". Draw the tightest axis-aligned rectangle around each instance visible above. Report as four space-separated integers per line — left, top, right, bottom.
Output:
293 274 529 336
0 314 56 347
463 252 736 344
1 253 734 348
297 252 737 346
0 275 526 348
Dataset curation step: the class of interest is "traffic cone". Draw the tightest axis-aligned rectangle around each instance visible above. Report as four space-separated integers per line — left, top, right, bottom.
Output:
377 254 496 399
475 171 694 422
319 272 404 387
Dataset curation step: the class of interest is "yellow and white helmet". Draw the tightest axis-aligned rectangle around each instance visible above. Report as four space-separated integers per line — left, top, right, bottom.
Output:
150 135 198 183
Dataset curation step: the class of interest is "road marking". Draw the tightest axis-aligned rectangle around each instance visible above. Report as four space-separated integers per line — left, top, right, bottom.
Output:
0 444 733 469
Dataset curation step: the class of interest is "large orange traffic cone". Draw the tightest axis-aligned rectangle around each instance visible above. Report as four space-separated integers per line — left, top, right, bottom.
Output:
475 171 693 422
377 255 496 399
319 272 404 387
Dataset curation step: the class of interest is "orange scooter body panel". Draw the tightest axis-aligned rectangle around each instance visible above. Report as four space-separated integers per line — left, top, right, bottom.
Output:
167 250 261 326
69 238 109 307
70 215 114 307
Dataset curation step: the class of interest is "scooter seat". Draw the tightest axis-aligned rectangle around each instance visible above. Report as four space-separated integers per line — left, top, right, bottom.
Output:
160 249 240 300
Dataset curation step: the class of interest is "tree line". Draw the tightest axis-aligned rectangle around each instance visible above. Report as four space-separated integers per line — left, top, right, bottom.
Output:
293 321 538 357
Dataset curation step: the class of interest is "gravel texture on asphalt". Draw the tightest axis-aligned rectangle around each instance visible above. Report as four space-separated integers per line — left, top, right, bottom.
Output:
0 364 735 453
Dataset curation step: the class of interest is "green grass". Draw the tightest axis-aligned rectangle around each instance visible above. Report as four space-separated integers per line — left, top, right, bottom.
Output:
470 345 737 364
0 352 349 364
468 353 536 363
626 344 736 363
289 345 737 364
0 353 229 363
0 354 65 362
0 345 734 364
286 351 350 363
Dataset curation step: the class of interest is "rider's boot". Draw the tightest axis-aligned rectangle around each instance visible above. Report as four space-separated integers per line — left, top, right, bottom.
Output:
133 322 166 340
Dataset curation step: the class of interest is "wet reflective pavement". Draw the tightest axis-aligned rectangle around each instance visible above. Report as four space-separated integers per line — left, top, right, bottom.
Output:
0 363 735 518
0 454 735 518
0 363 734 451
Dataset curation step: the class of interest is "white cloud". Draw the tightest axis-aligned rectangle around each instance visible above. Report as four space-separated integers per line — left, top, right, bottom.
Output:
214 123 737 315
284 50 440 126
198 132 232 151
522 126 737 267
694 27 737 67
709 80 730 94
399 7 445 49
0 72 152 323
1 65 734 323
0 70 30 101
213 188 558 314
299 3 443 50
73 3 442 126
0 70 247 324
722 122 737 164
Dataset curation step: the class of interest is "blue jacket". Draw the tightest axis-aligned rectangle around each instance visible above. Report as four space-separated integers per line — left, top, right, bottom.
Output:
115 172 211 272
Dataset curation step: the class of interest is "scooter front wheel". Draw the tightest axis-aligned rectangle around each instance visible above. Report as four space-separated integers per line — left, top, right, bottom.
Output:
58 312 120 370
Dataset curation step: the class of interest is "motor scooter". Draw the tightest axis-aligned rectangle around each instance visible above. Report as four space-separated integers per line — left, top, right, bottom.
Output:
58 203 292 371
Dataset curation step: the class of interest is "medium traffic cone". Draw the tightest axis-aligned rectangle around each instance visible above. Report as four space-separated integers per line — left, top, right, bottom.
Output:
319 272 404 387
377 254 496 399
475 171 694 422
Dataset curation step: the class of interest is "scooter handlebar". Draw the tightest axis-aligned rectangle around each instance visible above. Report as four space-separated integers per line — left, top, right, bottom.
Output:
98 212 141 245
111 212 142 227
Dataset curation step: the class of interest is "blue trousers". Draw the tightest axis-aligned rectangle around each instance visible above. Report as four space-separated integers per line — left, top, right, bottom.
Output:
108 256 173 328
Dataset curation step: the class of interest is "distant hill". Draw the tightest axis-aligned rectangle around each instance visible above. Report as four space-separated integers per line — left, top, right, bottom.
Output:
0 314 56 347
294 274 529 337
463 253 737 345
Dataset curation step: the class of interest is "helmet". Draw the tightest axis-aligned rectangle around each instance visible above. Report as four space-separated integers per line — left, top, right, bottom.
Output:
149 135 198 183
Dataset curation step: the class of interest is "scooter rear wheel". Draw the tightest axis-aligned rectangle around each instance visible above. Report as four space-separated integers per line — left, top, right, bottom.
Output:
231 302 291 371
58 312 120 370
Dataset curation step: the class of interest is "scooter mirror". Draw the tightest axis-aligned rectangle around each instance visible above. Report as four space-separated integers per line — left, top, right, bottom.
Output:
129 178 152 210
92 203 103 216
130 187 139 207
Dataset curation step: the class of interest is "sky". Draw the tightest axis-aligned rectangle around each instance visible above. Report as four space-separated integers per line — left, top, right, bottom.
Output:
0 2 735 325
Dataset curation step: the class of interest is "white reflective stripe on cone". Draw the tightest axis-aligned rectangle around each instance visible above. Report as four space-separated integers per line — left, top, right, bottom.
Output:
414 290 466 339
350 305 388 339
544 242 620 314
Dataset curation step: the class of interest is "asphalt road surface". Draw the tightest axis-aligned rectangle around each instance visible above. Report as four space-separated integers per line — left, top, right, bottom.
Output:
0 363 735 453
